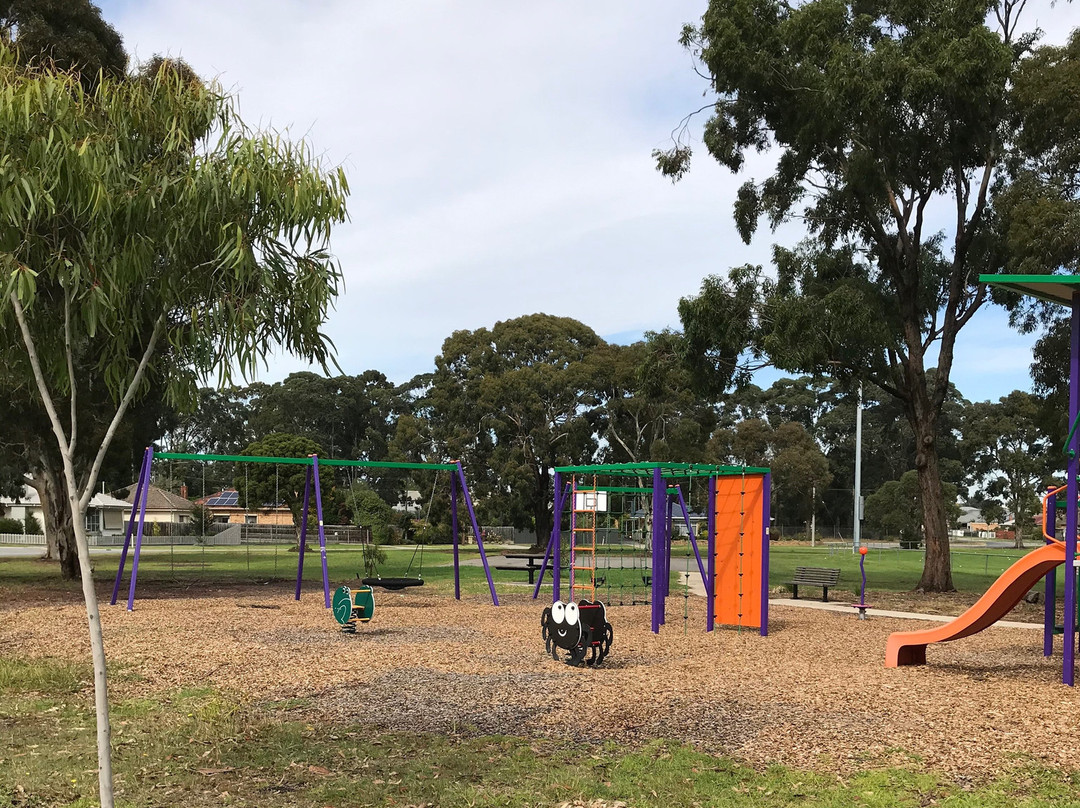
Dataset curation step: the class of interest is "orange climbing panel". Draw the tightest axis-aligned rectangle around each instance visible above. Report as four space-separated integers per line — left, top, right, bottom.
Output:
713 474 765 630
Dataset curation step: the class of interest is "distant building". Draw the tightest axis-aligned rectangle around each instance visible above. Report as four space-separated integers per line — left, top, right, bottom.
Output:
0 486 130 536
113 484 196 524
196 489 293 526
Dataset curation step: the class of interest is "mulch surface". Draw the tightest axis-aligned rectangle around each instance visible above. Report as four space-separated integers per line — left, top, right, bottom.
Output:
4 583 1079 782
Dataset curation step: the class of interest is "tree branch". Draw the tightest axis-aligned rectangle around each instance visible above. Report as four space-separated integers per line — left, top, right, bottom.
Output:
65 287 77 459
10 291 71 459
80 314 166 512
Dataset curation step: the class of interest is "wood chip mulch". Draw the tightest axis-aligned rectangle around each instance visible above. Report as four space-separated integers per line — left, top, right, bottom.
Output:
4 583 1080 783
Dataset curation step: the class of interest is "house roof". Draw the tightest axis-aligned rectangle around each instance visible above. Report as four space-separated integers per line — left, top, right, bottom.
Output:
196 489 289 511
114 484 195 513
0 486 130 510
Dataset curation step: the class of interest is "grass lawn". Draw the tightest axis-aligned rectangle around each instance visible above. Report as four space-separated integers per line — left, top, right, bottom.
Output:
0 542 1043 602
1 655 1076 807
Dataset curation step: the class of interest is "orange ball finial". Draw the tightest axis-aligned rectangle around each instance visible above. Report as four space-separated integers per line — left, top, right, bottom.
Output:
859 546 868 555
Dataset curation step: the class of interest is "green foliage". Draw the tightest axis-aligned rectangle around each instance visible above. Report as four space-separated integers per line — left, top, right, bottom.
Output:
22 512 41 534
0 0 127 90
960 391 1053 546
425 314 603 541
865 470 961 549
346 483 393 544
0 515 22 533
0 48 349 413
655 0 1064 589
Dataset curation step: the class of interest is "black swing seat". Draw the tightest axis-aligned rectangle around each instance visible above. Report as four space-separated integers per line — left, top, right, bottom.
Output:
361 576 424 591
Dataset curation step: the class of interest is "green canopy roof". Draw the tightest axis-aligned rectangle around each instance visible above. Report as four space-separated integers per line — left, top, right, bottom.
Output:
980 274 1080 306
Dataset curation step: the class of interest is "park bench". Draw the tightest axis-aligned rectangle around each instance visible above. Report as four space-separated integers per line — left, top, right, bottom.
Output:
787 566 841 602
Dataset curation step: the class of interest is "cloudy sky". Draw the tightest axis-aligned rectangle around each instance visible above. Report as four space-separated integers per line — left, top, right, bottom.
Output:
98 0 1080 403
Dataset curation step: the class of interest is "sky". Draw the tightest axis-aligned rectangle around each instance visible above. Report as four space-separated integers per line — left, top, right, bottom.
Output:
97 0 1080 404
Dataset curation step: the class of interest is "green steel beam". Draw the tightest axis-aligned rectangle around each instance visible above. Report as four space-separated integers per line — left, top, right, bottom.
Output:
154 451 458 470
555 462 769 476
595 486 684 495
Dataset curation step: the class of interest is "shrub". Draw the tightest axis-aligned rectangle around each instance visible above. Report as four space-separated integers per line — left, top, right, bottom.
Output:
23 513 42 535
0 516 24 534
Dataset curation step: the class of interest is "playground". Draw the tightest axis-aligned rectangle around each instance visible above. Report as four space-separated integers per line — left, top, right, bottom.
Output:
5 548 1080 806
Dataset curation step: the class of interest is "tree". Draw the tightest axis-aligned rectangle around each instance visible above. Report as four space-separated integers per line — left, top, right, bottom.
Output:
656 0 1040 589
709 417 832 528
998 33 1080 435
0 0 126 89
866 470 961 549
961 391 1053 548
426 314 602 542
0 0 132 571
234 433 339 539
0 53 347 807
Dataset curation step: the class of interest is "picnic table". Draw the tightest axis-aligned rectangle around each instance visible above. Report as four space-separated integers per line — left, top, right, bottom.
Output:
494 552 550 584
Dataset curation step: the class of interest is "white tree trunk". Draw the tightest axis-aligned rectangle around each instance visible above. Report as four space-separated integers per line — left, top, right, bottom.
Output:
68 492 115 808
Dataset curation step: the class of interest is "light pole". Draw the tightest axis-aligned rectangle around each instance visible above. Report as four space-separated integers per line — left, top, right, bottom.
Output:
853 382 863 554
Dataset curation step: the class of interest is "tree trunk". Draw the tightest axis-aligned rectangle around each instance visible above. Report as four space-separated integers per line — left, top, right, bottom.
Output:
913 427 954 591
38 466 78 577
68 489 115 808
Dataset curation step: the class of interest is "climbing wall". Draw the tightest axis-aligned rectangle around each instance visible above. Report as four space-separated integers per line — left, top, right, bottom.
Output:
713 475 765 630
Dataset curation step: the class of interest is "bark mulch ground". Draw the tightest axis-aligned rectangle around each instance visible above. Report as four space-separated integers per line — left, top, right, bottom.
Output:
4 584 1078 783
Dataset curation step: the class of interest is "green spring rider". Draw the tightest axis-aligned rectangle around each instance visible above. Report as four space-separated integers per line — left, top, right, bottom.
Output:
332 584 375 633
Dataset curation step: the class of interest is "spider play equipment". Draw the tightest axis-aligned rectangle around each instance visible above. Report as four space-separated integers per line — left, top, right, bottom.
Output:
532 462 771 635
110 447 501 610
541 600 614 666
885 275 1080 685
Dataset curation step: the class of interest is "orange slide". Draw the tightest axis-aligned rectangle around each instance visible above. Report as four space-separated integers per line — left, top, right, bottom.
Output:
885 541 1066 667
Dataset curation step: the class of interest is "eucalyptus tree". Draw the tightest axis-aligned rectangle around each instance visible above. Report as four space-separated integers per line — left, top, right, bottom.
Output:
0 52 348 807
0 0 125 88
961 391 1053 547
426 314 602 542
0 0 129 566
655 0 1048 590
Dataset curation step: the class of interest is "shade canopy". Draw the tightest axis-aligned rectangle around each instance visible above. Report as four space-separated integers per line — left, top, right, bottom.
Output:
980 274 1080 306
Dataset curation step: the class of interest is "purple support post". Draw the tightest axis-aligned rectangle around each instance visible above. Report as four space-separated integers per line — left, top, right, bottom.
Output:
1046 487 1057 657
111 447 151 606
761 472 771 637
651 466 663 633
552 471 562 603
533 481 570 600
660 494 669 604
1065 292 1080 686
311 455 331 608
451 471 461 600
457 463 499 605
125 446 155 611
707 476 716 632
294 466 312 601
675 485 709 593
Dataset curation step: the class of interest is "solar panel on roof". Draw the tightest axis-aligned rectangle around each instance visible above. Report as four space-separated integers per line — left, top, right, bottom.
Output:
206 491 241 507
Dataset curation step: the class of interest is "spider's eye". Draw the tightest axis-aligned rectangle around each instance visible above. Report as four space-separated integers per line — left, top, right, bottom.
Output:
551 601 565 623
565 603 579 626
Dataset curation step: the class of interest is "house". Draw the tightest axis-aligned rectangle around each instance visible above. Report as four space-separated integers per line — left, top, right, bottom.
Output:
113 484 196 524
0 486 131 536
196 489 293 525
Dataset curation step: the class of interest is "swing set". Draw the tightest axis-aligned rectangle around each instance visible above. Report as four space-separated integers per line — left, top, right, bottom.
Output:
530 462 771 635
110 446 502 610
